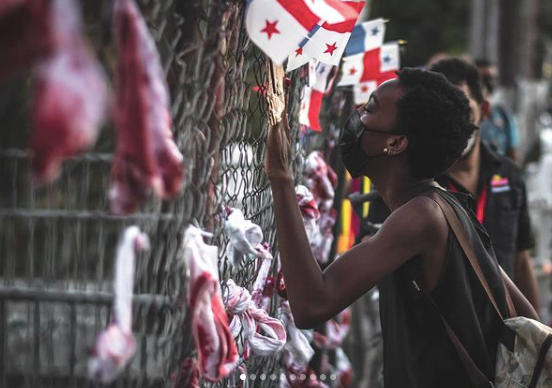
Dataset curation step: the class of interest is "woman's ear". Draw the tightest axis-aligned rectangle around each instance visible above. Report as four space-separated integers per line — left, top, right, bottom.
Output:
387 135 408 155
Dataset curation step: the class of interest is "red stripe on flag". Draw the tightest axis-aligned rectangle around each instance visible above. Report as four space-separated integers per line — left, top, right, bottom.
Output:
275 0 321 30
322 2 364 33
377 70 398 84
361 49 381 82
324 0 362 22
308 90 324 132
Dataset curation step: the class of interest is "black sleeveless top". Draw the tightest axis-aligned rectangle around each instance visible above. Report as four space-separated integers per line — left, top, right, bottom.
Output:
379 187 510 388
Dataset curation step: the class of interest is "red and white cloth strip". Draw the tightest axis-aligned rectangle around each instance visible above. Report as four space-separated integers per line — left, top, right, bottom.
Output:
296 185 321 242
313 308 351 350
225 279 287 358
109 0 184 214
334 348 353 388
88 226 150 383
280 365 331 388
31 0 108 183
310 208 337 266
224 207 264 268
303 151 338 265
296 185 321 220
183 226 238 382
279 300 315 369
251 243 276 312
305 151 338 211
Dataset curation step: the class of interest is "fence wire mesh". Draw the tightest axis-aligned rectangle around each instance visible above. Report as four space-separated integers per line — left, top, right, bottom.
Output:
0 0 310 387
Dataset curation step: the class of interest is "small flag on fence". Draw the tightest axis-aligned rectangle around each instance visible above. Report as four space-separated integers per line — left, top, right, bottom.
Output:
286 0 364 71
337 19 387 87
378 42 400 81
343 18 386 57
299 61 334 132
245 0 359 64
353 80 377 105
351 42 401 104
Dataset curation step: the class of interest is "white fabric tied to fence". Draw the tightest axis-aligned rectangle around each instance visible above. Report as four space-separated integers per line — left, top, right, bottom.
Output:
296 185 321 242
251 243 276 312
278 300 315 368
225 279 287 357
224 207 264 268
305 151 337 212
313 308 352 351
88 226 150 383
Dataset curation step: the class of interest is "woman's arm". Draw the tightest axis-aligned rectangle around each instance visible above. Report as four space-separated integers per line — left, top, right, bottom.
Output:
270 172 448 328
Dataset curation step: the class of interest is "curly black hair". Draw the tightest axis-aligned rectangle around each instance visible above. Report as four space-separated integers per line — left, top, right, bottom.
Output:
429 58 484 103
395 68 477 179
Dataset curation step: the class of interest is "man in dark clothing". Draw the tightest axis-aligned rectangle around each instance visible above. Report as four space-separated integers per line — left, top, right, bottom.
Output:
362 58 540 311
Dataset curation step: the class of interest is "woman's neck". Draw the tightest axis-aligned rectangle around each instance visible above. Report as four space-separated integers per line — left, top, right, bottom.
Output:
369 168 436 211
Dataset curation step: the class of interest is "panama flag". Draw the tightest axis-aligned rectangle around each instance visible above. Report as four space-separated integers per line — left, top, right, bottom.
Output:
353 43 401 104
245 0 360 64
337 19 386 86
299 61 334 132
286 1 364 71
377 42 400 82
343 18 386 57
353 80 377 104
338 41 399 87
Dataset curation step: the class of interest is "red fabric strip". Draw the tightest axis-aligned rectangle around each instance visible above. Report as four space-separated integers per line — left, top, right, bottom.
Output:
321 1 364 32
308 89 323 132
275 0 321 30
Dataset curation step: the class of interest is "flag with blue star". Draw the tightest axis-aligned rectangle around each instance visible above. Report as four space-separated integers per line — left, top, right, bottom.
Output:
343 18 386 57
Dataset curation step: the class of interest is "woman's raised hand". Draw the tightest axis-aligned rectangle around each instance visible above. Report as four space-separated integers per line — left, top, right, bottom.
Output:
264 61 292 182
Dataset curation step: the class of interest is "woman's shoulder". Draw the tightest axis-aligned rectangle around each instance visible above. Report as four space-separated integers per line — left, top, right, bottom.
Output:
383 193 449 244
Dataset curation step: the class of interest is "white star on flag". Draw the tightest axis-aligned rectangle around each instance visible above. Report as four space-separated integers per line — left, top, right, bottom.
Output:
245 0 359 64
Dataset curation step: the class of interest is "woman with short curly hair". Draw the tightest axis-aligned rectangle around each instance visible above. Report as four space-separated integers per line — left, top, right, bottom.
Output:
265 67 538 388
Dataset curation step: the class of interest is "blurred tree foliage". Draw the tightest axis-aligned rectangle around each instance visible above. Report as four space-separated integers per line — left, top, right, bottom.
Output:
370 0 470 67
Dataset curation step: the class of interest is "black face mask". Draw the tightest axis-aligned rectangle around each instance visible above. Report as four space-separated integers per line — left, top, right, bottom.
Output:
339 110 403 178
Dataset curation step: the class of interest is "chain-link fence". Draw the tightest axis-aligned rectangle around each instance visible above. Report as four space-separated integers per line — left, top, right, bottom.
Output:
0 0 311 387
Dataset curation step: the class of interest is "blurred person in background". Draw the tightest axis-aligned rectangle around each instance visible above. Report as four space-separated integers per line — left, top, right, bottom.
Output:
362 58 540 312
475 58 521 163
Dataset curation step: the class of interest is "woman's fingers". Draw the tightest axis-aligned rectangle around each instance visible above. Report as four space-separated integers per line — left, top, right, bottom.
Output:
266 61 287 127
